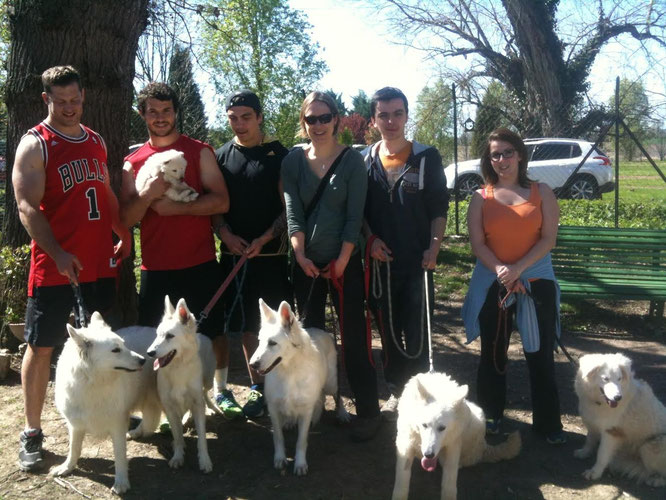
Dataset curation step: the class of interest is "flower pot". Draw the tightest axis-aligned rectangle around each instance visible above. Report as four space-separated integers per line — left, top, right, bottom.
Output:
8 323 25 342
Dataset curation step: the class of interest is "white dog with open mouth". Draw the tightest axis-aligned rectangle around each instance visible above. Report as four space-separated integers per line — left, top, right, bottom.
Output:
249 299 350 476
135 149 199 202
574 352 666 486
146 296 222 473
392 371 521 500
52 312 148 494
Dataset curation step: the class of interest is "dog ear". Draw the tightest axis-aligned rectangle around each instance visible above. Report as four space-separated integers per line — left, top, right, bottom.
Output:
578 354 601 380
616 353 633 381
277 301 294 328
415 377 434 404
176 298 193 325
259 298 276 323
455 384 469 402
164 295 175 316
66 324 91 357
90 311 106 326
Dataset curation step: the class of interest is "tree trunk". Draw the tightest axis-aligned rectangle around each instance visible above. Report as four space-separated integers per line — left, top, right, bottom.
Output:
502 0 570 135
2 0 149 327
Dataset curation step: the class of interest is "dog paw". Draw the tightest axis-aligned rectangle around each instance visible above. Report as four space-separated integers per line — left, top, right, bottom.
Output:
199 454 213 474
583 467 602 480
293 460 308 476
273 455 288 471
169 453 185 469
574 448 591 459
50 463 74 477
111 476 130 495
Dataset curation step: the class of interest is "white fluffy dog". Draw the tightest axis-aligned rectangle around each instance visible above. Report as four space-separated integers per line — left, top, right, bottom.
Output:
574 352 666 486
146 296 221 473
52 312 151 494
249 299 350 476
392 372 521 500
135 149 198 202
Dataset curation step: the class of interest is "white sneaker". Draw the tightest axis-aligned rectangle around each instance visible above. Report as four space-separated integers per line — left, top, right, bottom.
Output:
380 394 399 422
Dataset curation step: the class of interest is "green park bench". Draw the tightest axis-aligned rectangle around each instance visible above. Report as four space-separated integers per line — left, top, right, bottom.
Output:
552 226 666 316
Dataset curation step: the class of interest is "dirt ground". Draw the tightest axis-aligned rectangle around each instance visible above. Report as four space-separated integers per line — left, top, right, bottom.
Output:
0 298 664 500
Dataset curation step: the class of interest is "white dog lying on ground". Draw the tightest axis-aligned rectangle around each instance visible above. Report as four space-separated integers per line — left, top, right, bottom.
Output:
392 371 521 500
146 296 221 473
249 299 350 476
574 352 666 486
135 149 198 202
52 312 150 494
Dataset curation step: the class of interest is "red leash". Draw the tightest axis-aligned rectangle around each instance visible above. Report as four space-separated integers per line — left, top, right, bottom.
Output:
197 253 248 326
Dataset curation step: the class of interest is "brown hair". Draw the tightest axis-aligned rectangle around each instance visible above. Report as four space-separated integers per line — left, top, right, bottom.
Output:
480 128 531 188
298 91 339 138
42 66 82 94
137 82 180 115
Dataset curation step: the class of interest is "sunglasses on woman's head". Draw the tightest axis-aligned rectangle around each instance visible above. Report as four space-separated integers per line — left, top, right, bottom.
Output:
490 148 516 161
304 113 334 125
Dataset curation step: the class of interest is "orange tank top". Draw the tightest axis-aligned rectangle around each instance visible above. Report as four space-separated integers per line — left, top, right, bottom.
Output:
482 183 542 264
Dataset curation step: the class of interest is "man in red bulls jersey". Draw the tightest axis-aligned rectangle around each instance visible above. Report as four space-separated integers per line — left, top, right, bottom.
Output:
120 82 229 388
12 66 131 471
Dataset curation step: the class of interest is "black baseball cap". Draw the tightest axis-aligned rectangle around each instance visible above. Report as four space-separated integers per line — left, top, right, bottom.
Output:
225 90 262 114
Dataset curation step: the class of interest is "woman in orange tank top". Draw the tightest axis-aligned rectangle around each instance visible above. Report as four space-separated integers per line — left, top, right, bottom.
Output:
465 128 565 444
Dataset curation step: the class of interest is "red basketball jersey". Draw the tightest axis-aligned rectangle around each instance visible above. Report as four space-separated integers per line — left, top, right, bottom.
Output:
125 135 216 271
27 122 116 293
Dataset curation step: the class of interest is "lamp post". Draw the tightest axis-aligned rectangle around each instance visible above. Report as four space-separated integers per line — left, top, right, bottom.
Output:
463 118 474 159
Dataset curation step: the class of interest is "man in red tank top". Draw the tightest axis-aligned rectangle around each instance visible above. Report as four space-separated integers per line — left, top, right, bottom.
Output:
13 66 131 471
119 83 229 382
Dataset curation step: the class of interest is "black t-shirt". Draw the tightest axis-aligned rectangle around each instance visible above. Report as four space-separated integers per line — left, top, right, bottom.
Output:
215 140 289 254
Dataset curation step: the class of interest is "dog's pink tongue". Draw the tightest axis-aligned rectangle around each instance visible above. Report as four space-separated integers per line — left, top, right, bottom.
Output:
153 358 160 371
421 456 437 472
609 400 618 408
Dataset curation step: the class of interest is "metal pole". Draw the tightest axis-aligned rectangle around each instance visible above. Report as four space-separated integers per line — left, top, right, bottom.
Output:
614 76 620 229
452 83 459 235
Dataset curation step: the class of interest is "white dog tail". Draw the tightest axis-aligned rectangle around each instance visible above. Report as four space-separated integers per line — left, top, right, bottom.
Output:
481 431 521 463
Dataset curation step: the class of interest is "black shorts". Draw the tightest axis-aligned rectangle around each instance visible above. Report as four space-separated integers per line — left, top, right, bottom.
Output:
220 254 292 335
25 278 116 347
138 260 224 339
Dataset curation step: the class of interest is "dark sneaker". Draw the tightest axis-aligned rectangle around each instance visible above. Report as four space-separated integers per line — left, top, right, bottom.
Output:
350 415 381 442
546 430 567 445
19 429 44 471
215 389 244 420
486 418 502 435
380 395 399 422
242 388 266 418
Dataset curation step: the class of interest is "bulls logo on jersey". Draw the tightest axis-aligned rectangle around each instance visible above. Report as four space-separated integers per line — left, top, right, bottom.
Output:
58 158 106 193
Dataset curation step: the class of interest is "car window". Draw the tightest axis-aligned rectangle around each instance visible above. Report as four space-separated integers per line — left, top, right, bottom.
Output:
525 144 535 160
531 143 572 161
571 144 582 157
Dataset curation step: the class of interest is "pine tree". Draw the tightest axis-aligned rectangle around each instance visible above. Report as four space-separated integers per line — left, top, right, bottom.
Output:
168 46 207 142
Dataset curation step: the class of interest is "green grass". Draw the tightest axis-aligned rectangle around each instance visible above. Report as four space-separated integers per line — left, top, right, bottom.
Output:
616 160 666 203
434 239 474 300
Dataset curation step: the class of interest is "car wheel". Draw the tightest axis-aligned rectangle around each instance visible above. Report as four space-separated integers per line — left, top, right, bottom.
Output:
568 174 600 200
455 174 483 200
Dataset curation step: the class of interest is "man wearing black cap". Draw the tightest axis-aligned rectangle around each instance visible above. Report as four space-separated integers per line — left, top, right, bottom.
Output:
212 90 292 419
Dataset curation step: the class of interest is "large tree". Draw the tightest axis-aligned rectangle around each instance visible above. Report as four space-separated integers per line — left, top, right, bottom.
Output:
200 0 327 146
383 0 666 136
2 0 149 326
168 45 208 142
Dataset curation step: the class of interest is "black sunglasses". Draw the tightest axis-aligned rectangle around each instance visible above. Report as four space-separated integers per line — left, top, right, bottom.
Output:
304 113 334 125
490 148 516 161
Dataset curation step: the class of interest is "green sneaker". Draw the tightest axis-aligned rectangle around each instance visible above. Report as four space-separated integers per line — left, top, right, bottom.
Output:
216 389 244 420
243 388 266 418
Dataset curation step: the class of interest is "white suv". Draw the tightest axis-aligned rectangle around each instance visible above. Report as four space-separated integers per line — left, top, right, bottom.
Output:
444 138 615 200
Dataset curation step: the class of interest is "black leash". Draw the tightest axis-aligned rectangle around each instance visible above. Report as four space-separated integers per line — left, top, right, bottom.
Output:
299 276 318 324
70 282 89 328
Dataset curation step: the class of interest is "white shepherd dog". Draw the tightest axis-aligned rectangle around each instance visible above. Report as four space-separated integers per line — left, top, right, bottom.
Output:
52 312 151 494
135 149 198 202
392 371 521 500
249 299 350 476
574 352 666 486
146 296 222 473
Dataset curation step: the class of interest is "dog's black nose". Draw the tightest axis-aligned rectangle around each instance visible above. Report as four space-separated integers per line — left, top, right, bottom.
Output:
147 350 156 358
424 452 435 459
614 395 622 401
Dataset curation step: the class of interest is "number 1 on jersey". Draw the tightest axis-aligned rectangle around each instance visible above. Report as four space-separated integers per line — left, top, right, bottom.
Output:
85 187 101 220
